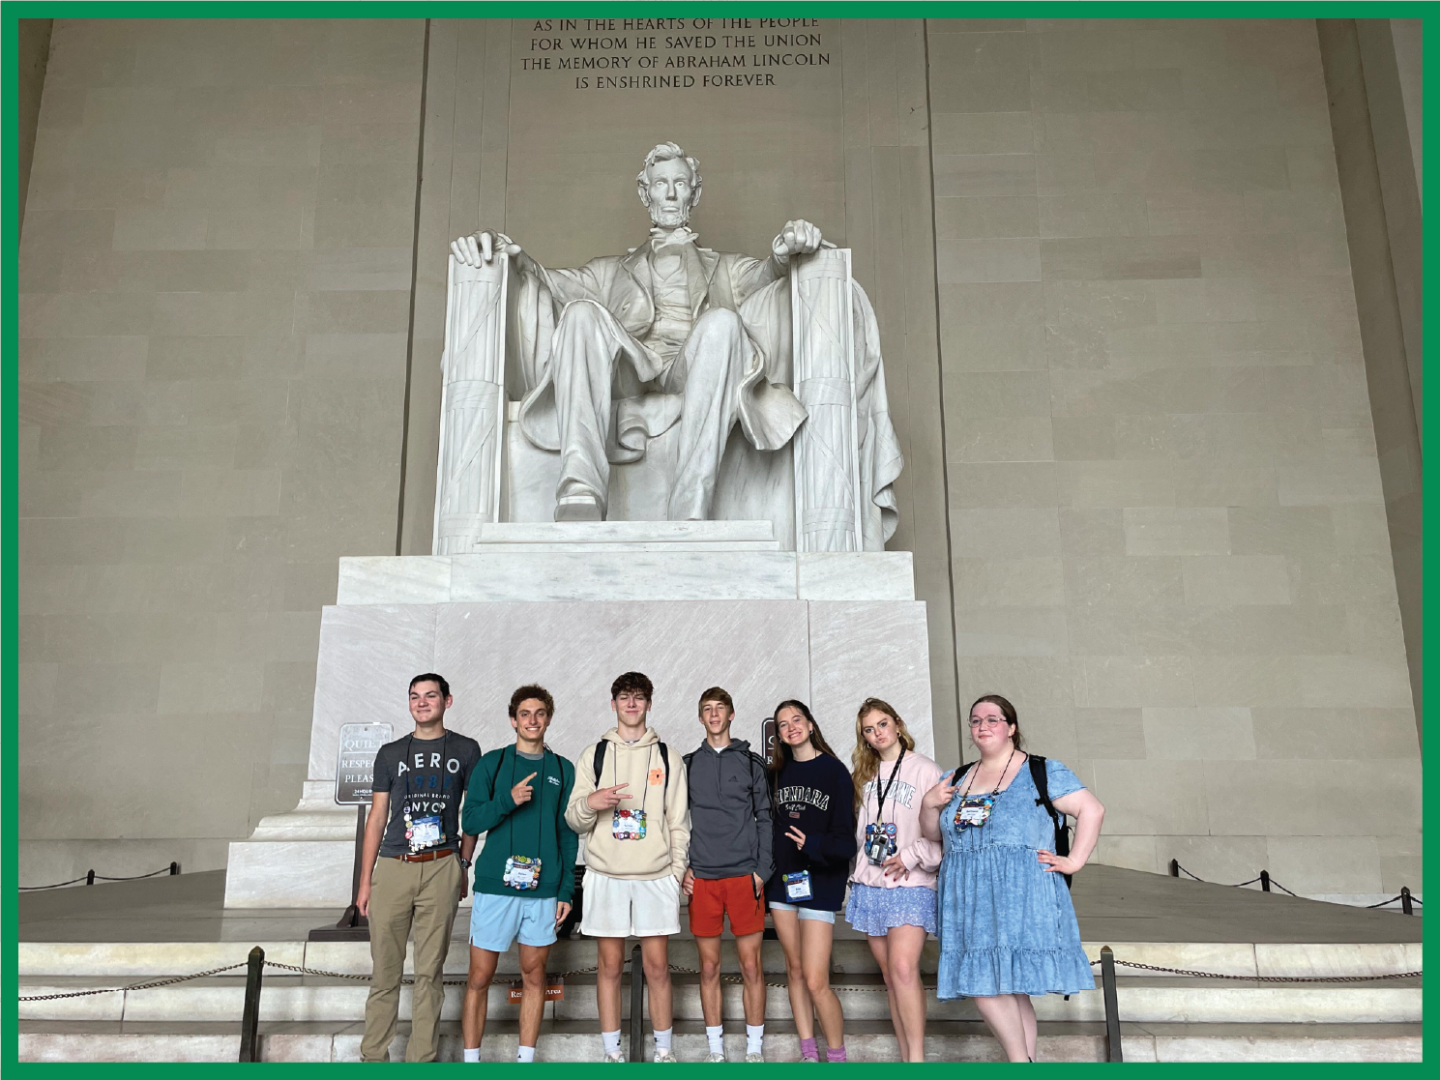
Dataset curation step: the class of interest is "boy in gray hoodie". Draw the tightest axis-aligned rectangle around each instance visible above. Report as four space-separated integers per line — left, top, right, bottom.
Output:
681 687 774 1062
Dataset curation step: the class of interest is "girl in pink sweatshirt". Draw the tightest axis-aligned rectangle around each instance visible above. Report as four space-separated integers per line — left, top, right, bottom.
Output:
847 698 943 1063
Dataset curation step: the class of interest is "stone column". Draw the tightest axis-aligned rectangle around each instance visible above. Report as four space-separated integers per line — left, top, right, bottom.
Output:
433 253 509 554
790 247 863 552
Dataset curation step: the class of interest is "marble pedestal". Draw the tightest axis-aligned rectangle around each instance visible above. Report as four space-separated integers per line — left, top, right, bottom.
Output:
224 522 932 907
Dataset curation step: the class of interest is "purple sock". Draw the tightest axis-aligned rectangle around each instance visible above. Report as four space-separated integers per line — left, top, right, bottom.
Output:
800 1038 818 1060
826 1047 847 1063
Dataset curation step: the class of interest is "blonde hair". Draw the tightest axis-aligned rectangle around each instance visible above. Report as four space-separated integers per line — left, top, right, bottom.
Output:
850 697 916 812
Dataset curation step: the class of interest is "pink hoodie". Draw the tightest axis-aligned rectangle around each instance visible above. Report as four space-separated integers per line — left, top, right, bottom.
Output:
849 749 944 890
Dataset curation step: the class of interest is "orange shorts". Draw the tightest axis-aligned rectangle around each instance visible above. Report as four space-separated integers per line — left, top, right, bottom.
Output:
689 874 765 938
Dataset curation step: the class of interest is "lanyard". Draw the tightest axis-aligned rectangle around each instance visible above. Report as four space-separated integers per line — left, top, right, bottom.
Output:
613 742 655 819
403 732 451 809
873 746 907 824
961 746 1020 804
507 745 549 856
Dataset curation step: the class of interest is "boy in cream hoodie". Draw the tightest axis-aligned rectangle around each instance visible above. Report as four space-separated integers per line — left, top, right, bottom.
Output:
565 671 691 1063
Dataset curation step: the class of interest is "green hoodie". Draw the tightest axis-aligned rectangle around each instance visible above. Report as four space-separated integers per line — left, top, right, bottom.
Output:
462 745 578 902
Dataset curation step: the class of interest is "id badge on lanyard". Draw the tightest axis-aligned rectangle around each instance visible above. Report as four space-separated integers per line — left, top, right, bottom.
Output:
405 806 445 851
504 855 542 890
784 870 813 901
864 821 898 864
612 807 647 840
954 793 995 830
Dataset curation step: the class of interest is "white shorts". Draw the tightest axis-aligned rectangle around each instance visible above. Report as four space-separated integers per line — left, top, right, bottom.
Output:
580 869 681 938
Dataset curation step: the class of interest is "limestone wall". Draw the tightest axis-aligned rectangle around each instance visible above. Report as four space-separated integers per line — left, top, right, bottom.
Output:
926 17 1420 899
16 17 1421 902
17 18 428 883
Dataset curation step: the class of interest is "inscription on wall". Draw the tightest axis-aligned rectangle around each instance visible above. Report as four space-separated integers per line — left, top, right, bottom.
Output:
521 18 829 90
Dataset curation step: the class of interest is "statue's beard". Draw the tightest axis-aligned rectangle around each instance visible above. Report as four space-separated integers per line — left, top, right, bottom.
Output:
649 202 692 229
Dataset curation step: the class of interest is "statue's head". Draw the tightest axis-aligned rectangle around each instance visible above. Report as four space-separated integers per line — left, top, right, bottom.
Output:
637 141 702 228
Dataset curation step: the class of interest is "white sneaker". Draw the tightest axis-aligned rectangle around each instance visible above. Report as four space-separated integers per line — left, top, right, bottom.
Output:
603 1052 626 1064
705 1052 727 1063
654 1049 679 1063
746 1052 765 1063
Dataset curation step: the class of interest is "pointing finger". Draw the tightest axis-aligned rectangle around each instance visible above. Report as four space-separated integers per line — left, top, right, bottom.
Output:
522 772 538 784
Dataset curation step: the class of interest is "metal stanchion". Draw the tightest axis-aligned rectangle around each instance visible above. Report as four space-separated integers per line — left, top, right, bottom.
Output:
238 946 265 1062
1401 886 1413 914
628 943 645 1063
1259 870 1271 893
1168 859 1179 877
1100 946 1122 1062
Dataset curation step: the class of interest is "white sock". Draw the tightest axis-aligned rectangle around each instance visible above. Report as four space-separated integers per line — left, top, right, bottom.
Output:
746 1025 764 1055
463 1048 481 1063
706 1025 724 1055
654 1026 674 1052
602 1030 622 1056
517 1046 536 1063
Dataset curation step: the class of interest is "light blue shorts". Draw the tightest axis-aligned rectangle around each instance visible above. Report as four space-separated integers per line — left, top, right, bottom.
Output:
469 891 558 952
768 901 836 924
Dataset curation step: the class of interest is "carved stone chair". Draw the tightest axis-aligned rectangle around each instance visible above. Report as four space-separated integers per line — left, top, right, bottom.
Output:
433 248 868 554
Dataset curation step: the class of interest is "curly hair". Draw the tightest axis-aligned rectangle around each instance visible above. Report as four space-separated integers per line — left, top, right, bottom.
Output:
636 141 703 209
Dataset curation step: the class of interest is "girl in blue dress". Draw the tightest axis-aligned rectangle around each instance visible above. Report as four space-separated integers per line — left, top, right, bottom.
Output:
920 694 1106 1063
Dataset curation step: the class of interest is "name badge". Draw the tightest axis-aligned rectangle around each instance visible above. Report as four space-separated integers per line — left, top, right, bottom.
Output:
864 822 898 865
612 807 647 840
504 855 542 890
784 870 813 901
954 794 995 830
406 812 444 851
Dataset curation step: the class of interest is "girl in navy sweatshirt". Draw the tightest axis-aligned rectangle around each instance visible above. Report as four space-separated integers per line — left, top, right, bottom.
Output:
765 699 857 1063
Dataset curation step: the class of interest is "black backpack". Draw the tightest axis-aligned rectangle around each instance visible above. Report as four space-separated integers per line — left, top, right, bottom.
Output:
593 739 670 799
952 754 1074 889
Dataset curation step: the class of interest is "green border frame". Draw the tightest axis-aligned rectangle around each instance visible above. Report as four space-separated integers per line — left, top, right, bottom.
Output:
2 1 1432 1073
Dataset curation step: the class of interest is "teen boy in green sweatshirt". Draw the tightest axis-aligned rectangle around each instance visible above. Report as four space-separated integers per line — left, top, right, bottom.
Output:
460 685 578 1063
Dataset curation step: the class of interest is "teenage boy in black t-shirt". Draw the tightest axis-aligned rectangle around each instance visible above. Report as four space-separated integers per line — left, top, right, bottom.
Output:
357 673 482 1063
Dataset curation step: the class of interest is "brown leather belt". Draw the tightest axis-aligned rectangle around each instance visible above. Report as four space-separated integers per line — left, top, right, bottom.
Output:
395 848 455 863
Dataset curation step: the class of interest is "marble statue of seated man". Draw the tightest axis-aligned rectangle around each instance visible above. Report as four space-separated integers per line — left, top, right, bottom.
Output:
451 140 900 540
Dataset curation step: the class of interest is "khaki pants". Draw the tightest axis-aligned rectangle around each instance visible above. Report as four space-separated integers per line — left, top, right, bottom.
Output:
361 854 463 1062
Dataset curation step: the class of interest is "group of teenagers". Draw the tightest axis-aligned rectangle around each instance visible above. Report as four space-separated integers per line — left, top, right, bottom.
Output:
355 670 1106 1064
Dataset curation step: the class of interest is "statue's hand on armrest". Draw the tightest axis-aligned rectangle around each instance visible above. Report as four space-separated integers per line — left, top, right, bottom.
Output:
451 231 530 273
772 219 825 261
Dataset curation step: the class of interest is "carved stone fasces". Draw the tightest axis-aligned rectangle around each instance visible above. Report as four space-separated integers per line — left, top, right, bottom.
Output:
433 254 509 555
790 247 863 553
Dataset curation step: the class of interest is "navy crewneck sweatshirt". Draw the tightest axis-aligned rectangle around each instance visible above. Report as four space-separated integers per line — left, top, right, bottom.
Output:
766 753 857 912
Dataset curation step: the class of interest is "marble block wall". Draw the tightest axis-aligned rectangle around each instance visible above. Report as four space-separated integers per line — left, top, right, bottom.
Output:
16 19 429 884
927 17 1421 900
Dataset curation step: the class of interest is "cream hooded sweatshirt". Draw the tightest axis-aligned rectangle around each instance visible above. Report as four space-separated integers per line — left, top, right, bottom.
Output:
565 726 691 881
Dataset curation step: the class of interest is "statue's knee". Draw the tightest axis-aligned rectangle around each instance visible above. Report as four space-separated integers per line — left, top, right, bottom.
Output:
695 307 744 339
558 299 607 335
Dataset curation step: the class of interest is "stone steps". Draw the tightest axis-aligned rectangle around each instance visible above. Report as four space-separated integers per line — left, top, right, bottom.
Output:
18 970 1422 1026
17 1019 1424 1063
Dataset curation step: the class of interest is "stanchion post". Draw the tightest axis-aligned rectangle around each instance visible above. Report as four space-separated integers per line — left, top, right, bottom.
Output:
170 861 181 876
1168 859 1178 877
628 943 645 1063
1259 870 1271 893
1100 946 1122 1062
238 945 265 1062
86 869 95 886
1401 886 1412 915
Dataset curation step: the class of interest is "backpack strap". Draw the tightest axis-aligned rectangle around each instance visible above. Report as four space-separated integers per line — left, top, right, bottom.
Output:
592 741 607 788
682 749 695 807
1027 754 1074 890
951 761 976 786
659 743 670 799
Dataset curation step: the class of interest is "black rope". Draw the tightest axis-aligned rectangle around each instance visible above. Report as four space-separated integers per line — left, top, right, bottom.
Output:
1173 863 1263 888
1367 893 1423 908
19 865 176 891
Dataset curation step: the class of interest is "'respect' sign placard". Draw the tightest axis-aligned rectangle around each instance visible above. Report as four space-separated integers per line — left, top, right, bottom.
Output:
335 723 394 805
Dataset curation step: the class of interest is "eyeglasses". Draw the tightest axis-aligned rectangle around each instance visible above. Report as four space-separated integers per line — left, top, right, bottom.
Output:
968 716 1008 728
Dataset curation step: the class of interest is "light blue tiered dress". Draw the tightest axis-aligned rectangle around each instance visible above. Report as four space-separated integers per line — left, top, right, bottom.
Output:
936 756 1095 999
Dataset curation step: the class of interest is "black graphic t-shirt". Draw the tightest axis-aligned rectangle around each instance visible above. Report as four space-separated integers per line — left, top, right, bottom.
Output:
766 753 857 911
372 731 482 858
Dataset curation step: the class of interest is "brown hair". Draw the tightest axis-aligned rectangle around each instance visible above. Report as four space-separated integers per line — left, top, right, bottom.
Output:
767 699 839 777
850 698 917 812
697 686 734 716
508 684 554 719
611 671 654 701
969 693 1023 750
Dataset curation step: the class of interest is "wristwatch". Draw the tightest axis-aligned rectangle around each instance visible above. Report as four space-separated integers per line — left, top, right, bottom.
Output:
459 857 472 869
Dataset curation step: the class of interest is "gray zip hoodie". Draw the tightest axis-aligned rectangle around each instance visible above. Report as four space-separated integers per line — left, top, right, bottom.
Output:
683 738 775 883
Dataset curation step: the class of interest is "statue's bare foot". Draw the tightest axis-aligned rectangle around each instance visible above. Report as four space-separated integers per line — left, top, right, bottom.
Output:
555 494 603 522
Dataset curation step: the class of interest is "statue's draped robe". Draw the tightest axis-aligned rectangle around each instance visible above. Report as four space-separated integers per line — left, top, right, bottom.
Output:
510 237 904 546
